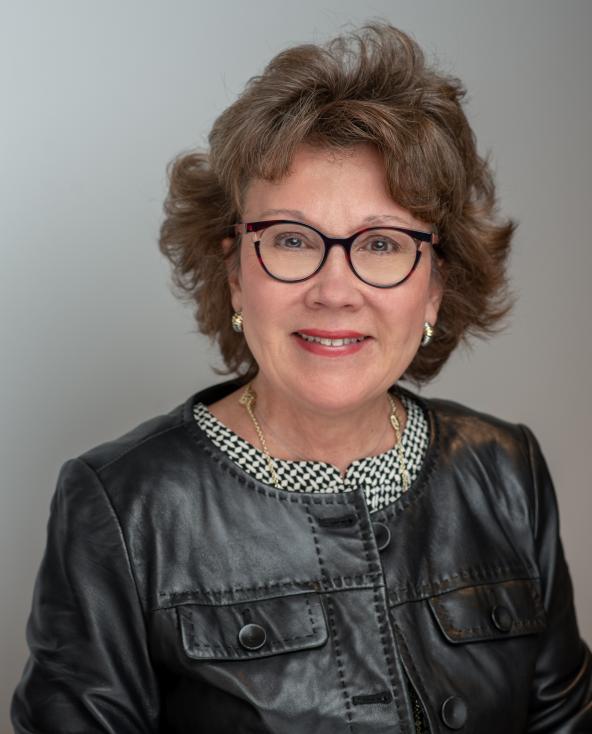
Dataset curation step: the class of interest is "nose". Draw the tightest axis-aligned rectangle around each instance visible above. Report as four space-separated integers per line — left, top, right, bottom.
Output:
303 244 365 310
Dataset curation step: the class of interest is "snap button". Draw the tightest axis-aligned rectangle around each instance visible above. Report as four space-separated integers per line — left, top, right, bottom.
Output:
238 623 267 650
491 604 513 632
372 521 391 551
440 695 467 729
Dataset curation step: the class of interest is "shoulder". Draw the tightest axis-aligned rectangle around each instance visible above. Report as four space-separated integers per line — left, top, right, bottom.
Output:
67 379 245 482
399 385 534 475
50 385 228 524
407 387 527 441
76 397 191 475
422 391 522 435
72 380 245 478
402 388 558 543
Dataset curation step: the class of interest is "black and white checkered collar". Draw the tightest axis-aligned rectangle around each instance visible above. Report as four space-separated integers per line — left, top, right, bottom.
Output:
193 391 429 514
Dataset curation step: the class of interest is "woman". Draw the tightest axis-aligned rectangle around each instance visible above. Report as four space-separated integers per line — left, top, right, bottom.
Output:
12 22 591 733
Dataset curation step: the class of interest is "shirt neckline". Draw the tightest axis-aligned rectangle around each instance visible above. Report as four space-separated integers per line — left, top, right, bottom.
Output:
194 391 422 472
181 380 441 510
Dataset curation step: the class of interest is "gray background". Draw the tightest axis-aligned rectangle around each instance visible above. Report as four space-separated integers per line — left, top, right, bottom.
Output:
2 1 591 729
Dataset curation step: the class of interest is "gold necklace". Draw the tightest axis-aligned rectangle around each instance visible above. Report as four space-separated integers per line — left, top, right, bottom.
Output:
239 383 410 493
238 385 281 487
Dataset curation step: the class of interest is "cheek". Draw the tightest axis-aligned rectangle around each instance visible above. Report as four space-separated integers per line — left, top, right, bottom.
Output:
240 270 293 348
243 279 283 321
380 281 430 338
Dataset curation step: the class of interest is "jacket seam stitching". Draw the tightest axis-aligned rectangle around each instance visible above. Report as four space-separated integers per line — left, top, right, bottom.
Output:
429 594 546 639
304 504 354 729
153 581 382 612
387 565 539 605
159 579 319 598
181 384 439 510
352 493 408 733
190 431 350 504
324 595 355 729
186 597 319 650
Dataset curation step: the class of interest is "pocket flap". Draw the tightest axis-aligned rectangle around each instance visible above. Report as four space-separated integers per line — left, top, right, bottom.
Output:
428 578 546 643
177 593 328 661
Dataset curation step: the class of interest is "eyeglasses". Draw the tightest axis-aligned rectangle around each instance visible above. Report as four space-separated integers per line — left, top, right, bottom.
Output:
233 219 440 288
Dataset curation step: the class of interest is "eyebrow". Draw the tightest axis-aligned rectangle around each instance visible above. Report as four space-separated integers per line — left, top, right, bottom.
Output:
256 208 411 227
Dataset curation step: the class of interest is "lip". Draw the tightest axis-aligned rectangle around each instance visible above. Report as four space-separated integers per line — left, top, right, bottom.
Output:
295 329 368 339
292 329 371 358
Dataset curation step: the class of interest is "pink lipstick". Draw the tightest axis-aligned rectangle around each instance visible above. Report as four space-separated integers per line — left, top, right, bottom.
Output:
293 329 370 357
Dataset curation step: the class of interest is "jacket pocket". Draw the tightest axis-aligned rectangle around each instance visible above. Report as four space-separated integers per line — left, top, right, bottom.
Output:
428 578 546 643
177 592 328 662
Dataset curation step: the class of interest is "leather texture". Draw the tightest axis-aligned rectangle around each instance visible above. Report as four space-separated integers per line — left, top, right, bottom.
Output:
11 380 592 733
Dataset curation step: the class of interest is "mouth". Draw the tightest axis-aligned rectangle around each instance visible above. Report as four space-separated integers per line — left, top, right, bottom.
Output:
293 330 371 355
296 333 367 347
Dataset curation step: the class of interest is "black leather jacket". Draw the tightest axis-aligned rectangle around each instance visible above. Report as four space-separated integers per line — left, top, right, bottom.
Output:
11 381 592 733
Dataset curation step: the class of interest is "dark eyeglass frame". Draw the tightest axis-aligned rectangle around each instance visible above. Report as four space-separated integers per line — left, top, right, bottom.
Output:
233 219 440 288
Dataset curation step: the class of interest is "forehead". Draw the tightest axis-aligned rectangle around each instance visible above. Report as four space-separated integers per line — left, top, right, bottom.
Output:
242 143 427 232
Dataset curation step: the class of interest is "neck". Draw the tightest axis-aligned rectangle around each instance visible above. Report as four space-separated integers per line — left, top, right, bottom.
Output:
248 377 405 475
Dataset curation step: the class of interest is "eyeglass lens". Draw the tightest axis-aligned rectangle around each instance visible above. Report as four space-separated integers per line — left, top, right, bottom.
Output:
255 222 418 287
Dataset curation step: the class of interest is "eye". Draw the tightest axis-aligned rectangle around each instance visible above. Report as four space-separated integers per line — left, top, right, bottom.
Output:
359 236 401 254
273 232 318 250
276 234 305 248
370 238 392 252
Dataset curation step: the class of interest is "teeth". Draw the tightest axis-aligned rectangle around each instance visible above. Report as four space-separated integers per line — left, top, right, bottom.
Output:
298 333 365 346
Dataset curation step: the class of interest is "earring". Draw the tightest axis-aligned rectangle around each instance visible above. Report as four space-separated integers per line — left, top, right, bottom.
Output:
421 321 434 347
231 311 244 333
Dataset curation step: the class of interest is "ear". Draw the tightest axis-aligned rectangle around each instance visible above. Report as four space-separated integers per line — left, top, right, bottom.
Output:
424 268 444 327
222 236 242 313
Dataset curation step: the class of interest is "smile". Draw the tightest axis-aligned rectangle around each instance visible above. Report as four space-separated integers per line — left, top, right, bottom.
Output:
296 333 366 347
293 331 371 357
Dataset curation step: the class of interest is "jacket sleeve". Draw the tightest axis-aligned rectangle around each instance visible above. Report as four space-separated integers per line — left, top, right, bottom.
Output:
520 425 592 732
11 458 161 733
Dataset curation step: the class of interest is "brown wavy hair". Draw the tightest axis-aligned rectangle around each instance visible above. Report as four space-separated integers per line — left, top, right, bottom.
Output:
158 22 516 385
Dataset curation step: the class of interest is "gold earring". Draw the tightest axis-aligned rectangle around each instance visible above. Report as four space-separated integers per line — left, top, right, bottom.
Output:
421 321 434 347
231 311 244 333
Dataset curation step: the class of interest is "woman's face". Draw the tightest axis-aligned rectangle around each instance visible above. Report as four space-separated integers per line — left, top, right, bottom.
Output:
225 143 443 415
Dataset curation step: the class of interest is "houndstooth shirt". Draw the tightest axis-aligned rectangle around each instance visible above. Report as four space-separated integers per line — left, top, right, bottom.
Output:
193 391 429 514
